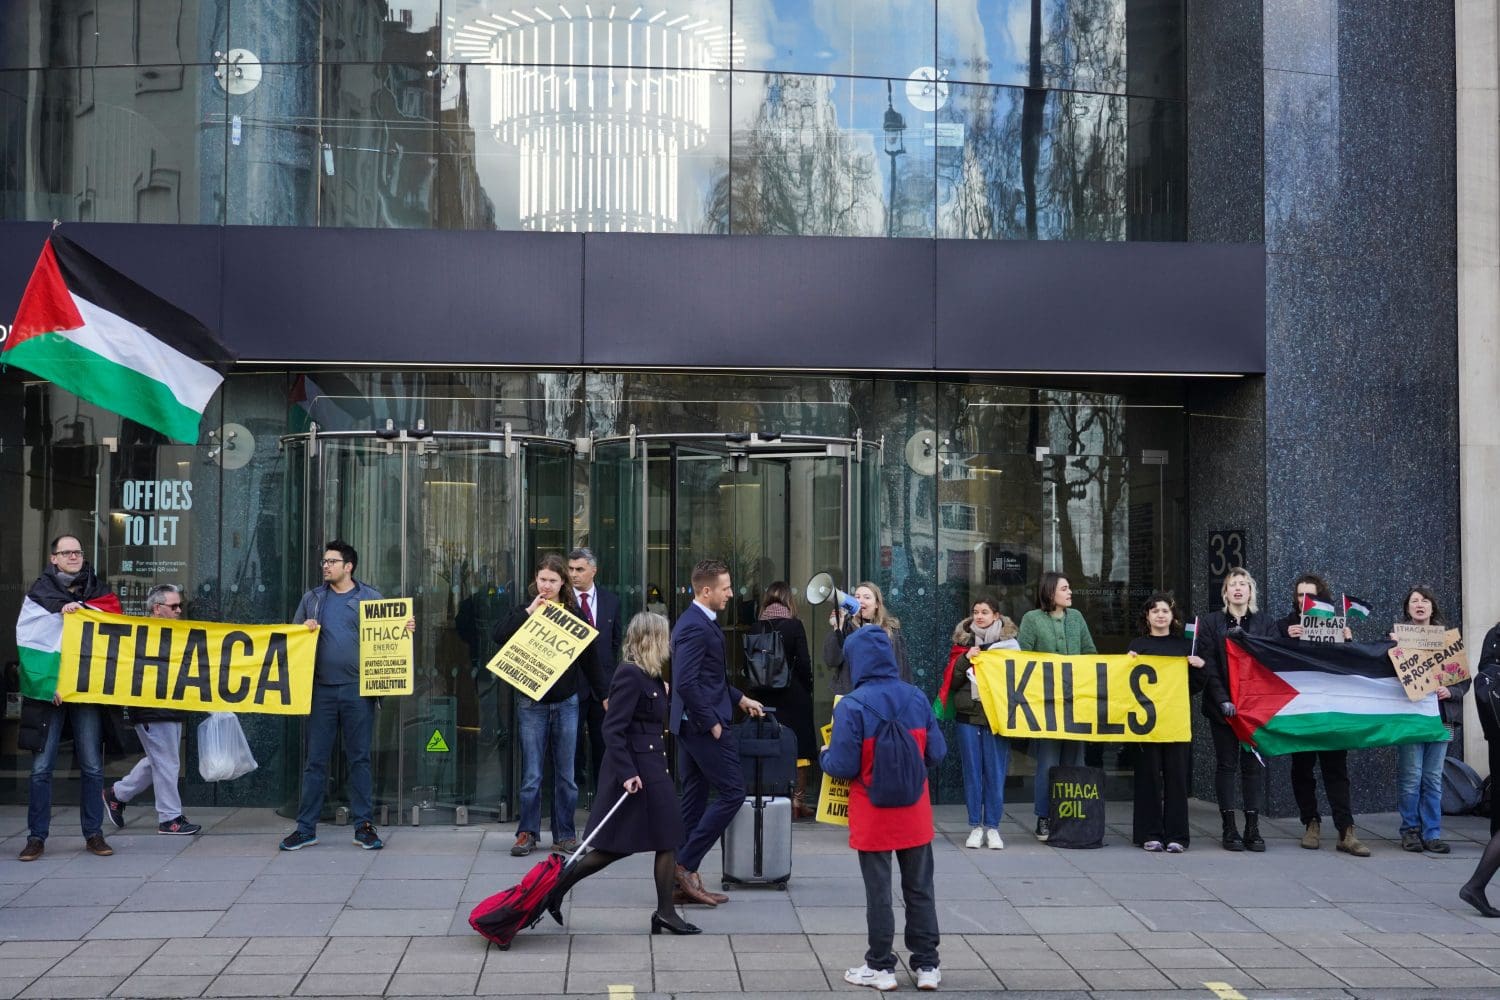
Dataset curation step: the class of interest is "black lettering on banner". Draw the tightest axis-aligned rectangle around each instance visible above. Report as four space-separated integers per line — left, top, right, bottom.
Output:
1128 664 1157 735
1061 662 1090 735
133 626 173 699
173 632 213 703
1094 661 1125 735
76 619 95 692
1041 660 1057 730
1006 659 1040 730
98 622 132 696
218 631 253 703
256 634 292 706
176 630 210 701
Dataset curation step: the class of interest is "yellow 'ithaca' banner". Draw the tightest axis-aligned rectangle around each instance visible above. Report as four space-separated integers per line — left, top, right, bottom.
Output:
486 602 597 700
59 609 315 715
972 650 1191 742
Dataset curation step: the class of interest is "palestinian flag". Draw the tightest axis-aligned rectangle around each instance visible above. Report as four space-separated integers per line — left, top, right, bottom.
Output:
17 592 121 700
932 644 969 722
1226 633 1447 754
1184 617 1198 652
1300 594 1336 619
5 234 236 443
1342 595 1371 622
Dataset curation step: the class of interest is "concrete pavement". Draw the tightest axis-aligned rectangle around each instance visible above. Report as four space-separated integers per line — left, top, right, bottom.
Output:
2 799 1500 998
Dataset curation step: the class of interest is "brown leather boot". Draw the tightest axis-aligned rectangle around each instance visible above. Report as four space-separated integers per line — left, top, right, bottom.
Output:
673 865 718 906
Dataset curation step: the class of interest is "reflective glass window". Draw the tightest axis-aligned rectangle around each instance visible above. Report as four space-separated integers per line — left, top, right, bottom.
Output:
227 0 321 65
938 0 1127 93
319 63 440 228
222 63 318 226
438 64 729 232
443 0 733 71
726 72 935 238
734 0 936 80
0 1 214 69
0 67 225 225
321 0 442 62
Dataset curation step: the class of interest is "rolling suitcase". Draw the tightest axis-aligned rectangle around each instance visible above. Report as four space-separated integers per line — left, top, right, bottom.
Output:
721 710 795 889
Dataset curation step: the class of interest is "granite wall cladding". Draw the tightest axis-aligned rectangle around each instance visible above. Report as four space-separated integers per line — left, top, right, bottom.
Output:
1186 0 1263 243
1258 0 1459 816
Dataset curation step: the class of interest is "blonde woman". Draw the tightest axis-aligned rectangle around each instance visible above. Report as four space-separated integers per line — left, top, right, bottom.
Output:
822 581 910 695
543 612 698 934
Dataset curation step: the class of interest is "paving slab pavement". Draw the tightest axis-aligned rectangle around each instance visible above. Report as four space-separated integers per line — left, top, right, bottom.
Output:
2 799 1500 997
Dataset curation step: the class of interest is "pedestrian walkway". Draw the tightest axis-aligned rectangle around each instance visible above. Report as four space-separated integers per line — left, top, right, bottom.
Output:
1 799 1499 998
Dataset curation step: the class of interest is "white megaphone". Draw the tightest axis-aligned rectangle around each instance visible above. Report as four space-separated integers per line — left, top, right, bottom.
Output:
806 573 860 617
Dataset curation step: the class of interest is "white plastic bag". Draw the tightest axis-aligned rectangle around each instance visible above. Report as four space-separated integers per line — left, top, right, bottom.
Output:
198 712 258 782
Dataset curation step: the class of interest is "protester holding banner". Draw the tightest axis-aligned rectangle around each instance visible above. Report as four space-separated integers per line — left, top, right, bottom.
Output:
1197 567 1277 852
938 597 1017 850
1392 587 1463 854
750 582 817 819
16 534 122 861
542 612 699 935
1127 593 1203 853
1277 574 1367 858
1017 572 1096 842
103 584 200 837
823 582 910 695
493 553 608 857
281 540 412 854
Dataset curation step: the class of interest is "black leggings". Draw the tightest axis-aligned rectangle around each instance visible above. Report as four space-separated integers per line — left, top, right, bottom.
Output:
1210 719 1263 812
553 847 678 918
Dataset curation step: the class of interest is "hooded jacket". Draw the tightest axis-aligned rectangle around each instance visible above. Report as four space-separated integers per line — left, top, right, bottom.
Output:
820 625 946 852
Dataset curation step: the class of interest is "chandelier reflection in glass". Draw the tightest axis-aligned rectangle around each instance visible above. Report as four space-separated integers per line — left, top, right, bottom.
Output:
447 5 740 232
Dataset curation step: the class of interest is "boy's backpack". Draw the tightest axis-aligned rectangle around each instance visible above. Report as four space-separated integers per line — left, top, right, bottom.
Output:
743 625 790 689
858 693 927 808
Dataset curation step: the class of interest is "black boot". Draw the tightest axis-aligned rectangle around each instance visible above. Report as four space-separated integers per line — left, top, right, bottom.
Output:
1243 811 1265 852
1220 810 1244 852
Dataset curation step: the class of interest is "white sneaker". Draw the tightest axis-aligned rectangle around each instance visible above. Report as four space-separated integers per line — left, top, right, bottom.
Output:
986 828 1004 850
916 966 941 990
964 826 984 849
844 965 898 991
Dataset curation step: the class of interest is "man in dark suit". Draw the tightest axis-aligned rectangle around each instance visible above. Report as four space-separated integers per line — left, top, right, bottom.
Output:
568 547 623 792
670 559 764 906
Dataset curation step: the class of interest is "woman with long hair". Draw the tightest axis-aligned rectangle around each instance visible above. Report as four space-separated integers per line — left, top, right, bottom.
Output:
544 612 699 934
938 595 1018 850
1127 592 1203 852
492 553 607 858
1393 586 1464 854
822 581 910 695
749 582 817 818
1017 572 1096 841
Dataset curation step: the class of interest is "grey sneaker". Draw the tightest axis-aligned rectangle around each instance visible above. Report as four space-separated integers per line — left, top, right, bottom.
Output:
916 966 941 990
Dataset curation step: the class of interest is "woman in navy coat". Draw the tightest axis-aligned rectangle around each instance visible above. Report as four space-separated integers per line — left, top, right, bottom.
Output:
544 612 698 935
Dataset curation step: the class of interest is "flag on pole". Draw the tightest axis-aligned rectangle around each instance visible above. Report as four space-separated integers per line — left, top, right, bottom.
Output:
1300 594 1337 619
1184 617 1199 656
4 234 236 443
1341 595 1371 622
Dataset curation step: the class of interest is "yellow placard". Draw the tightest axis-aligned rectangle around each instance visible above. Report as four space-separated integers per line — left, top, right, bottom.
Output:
816 704 851 826
359 598 414 696
59 609 315 715
486 602 598 700
971 650 1191 742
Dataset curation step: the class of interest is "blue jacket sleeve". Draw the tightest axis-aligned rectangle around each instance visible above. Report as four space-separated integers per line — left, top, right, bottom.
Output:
819 698 864 779
924 705 947 766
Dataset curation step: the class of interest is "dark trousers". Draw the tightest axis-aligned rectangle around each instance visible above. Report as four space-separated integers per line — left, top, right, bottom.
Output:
858 844 940 973
297 683 376 835
1490 739 1500 838
1209 719 1263 812
576 693 606 790
676 726 745 873
1290 749 1353 830
1133 741 1191 846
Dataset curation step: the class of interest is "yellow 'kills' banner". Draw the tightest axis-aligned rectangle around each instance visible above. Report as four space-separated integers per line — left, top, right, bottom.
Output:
486 602 597 700
59 609 315 715
359 598 413 697
972 650 1191 742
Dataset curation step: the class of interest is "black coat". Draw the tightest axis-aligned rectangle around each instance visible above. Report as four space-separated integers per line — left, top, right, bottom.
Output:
746 615 816 759
823 619 910 696
582 662 683 854
1197 609 1278 723
491 605 608 705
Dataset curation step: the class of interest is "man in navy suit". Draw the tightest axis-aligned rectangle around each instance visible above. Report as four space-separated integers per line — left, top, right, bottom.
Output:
671 559 764 906
568 547 623 791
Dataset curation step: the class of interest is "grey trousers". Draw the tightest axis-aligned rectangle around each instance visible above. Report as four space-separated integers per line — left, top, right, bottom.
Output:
858 843 940 973
114 722 183 823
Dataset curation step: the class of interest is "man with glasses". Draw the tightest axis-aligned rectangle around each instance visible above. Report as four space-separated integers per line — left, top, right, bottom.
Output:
102 585 201 836
16 534 121 861
280 541 413 852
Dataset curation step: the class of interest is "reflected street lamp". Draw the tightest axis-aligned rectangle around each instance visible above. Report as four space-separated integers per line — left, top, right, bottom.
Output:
883 80 906 238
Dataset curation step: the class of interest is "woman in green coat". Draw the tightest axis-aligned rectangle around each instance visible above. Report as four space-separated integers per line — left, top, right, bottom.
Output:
1017 571 1097 841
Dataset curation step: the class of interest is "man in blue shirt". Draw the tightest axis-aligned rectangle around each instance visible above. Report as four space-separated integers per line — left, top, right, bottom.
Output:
280 541 413 852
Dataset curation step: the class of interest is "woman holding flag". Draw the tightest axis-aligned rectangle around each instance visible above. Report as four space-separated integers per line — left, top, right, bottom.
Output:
1393 587 1464 854
1126 593 1204 852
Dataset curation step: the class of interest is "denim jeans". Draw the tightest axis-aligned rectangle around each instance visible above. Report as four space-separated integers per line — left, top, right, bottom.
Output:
29 701 105 840
1032 738 1084 817
955 721 1009 828
517 695 579 841
296 683 376 835
1397 739 1447 840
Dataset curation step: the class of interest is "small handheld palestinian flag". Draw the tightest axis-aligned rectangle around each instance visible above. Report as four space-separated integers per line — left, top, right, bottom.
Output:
5 233 237 443
1185 616 1199 656
1300 594 1337 619
1341 595 1371 622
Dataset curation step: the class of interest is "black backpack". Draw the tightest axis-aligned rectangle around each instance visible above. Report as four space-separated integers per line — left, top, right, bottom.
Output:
857 693 927 808
743 625 790 689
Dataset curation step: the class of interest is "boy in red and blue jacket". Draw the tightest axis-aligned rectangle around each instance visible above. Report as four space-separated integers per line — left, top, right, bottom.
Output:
821 625 947 992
